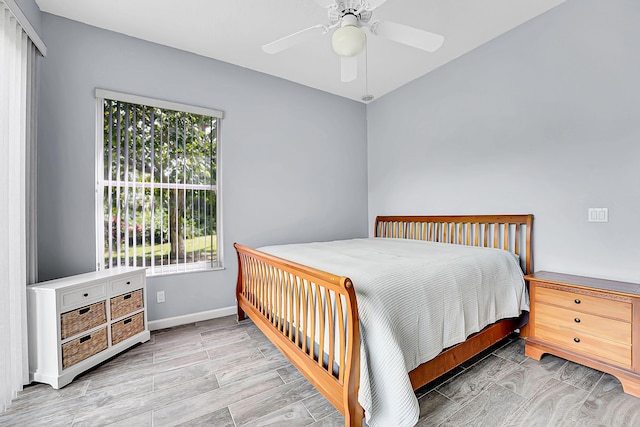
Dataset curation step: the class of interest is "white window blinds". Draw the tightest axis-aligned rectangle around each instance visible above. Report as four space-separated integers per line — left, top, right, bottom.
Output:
0 0 44 412
96 90 222 276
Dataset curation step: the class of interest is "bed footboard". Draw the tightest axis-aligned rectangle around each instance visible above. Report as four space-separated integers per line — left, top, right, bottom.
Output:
234 243 364 426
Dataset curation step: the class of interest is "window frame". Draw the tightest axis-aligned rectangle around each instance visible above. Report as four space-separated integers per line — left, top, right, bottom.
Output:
94 88 224 276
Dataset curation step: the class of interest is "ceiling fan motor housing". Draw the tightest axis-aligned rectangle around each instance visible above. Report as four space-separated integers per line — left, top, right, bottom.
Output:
328 0 373 25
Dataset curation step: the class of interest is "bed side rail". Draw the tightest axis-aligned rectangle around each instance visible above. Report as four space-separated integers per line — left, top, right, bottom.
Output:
234 243 362 424
375 214 533 275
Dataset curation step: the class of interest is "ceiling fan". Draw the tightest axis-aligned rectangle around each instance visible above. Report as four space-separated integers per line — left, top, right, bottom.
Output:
262 0 445 83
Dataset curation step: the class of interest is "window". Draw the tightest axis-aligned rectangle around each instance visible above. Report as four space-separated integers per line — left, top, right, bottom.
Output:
96 90 223 275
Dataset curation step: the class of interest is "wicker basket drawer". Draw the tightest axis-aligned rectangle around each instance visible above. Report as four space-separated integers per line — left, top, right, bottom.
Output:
111 312 145 346
110 289 144 320
61 327 108 370
60 301 107 340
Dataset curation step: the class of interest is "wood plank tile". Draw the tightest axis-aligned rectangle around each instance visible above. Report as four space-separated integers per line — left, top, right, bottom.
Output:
228 378 317 426
215 357 290 387
3 318 635 427
505 378 588 426
302 392 338 421
240 401 315 427
308 412 345 426
259 343 289 362
0 407 75 426
194 315 239 332
413 366 464 399
152 371 284 426
553 360 604 391
436 354 520 406
174 407 235 427
200 323 255 344
104 411 153 426
151 340 206 363
277 365 305 384
493 338 528 364
150 326 203 347
414 390 461 427
440 382 524 426
502 407 578 427
80 351 154 379
72 370 222 426
497 355 566 398
84 376 154 400
153 359 221 392
574 374 640 426
8 380 89 412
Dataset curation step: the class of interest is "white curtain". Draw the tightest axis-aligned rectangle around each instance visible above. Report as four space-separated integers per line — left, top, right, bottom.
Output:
0 0 40 412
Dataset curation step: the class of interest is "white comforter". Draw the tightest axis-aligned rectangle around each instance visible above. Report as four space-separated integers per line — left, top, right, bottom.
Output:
259 238 529 427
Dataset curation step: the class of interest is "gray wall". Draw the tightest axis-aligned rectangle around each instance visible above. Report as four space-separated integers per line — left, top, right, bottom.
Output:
38 14 368 320
367 0 640 283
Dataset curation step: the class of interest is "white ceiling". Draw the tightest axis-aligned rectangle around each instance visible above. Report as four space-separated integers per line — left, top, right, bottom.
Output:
35 0 565 103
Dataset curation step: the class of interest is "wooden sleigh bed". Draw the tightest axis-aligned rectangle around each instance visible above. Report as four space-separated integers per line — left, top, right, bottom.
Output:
235 215 533 426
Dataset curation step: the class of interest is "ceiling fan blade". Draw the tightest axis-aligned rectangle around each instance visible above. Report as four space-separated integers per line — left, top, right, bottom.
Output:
262 24 326 54
313 0 336 7
365 0 389 8
371 21 444 52
341 56 358 82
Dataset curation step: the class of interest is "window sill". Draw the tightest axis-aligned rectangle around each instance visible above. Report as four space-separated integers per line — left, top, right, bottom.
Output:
145 265 225 278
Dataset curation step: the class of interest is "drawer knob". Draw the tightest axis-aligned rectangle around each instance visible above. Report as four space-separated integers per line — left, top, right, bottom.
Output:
574 299 581 304
574 318 581 323
574 337 581 343
83 293 89 297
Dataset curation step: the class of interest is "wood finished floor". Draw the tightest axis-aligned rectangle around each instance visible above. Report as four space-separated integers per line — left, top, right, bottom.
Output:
3 316 640 426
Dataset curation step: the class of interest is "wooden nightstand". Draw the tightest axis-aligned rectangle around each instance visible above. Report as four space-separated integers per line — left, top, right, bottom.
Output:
525 271 640 397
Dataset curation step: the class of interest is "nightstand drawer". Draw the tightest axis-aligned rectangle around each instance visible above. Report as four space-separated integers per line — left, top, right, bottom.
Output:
535 323 631 368
535 302 631 345
534 285 631 321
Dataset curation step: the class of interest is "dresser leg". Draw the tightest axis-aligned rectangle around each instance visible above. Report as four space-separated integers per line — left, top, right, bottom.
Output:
616 375 640 399
524 341 545 361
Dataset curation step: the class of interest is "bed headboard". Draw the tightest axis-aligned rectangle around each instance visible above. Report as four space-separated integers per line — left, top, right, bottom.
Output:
374 215 534 275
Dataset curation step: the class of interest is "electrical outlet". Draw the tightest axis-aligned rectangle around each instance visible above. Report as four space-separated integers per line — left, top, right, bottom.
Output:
157 290 165 303
588 208 608 223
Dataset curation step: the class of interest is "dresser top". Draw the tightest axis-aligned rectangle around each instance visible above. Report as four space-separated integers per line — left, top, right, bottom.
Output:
29 267 146 290
525 271 640 296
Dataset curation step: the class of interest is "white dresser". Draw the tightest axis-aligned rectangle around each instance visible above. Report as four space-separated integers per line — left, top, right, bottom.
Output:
27 267 150 388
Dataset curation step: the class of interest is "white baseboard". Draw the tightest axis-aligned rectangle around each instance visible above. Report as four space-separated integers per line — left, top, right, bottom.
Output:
148 306 236 331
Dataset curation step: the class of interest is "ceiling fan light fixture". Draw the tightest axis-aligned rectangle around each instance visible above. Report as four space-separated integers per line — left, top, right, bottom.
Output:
331 24 365 57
